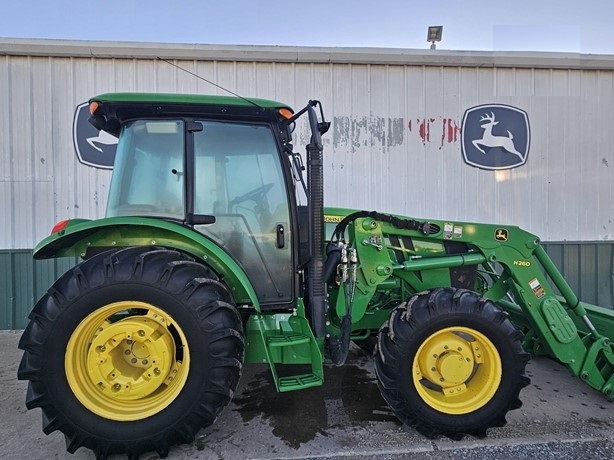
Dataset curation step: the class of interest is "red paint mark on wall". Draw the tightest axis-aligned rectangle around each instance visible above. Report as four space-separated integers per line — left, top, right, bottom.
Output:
408 117 460 147
440 118 459 148
418 118 436 144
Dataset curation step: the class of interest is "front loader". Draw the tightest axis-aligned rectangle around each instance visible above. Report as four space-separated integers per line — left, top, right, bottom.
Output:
18 93 614 459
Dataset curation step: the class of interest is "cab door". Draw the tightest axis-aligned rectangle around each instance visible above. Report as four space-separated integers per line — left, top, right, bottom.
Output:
191 121 293 304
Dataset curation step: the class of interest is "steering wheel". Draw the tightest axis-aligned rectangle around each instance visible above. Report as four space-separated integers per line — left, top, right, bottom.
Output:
229 183 274 206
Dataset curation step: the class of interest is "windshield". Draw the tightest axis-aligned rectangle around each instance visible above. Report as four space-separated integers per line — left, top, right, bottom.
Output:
106 120 185 219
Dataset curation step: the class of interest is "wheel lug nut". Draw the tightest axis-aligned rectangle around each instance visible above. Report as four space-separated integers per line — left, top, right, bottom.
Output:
97 345 106 352
154 368 161 375
124 349 131 355
131 358 137 364
113 383 121 391
138 330 145 337
142 359 148 365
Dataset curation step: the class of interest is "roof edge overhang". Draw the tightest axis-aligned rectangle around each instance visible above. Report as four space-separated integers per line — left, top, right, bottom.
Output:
2 37 614 71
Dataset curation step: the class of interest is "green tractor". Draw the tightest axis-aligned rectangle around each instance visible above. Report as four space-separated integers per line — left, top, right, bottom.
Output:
18 93 614 459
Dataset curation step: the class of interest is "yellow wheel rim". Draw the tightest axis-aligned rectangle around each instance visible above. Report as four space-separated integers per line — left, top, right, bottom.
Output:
412 326 501 415
65 301 190 421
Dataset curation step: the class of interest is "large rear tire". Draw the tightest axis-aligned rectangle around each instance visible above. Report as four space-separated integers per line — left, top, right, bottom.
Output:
374 288 530 438
18 247 244 459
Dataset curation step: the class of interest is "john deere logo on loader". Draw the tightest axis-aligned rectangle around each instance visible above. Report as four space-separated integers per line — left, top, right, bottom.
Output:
495 228 508 241
461 104 530 170
73 102 118 169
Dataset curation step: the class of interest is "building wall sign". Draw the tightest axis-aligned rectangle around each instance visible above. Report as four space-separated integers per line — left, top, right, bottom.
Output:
73 102 118 169
461 104 530 170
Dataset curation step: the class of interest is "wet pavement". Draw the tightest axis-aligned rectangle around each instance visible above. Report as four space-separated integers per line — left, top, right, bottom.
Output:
1 330 613 459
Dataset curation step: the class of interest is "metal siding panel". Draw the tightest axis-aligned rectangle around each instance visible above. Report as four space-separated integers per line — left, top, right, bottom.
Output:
9 57 32 183
0 182 12 250
405 66 428 217
0 250 79 329
382 65 409 215
368 65 388 211
0 252 15 329
50 58 78 243
542 242 614 309
13 252 34 329
174 60 198 94
0 56 8 184
329 63 353 207
215 61 238 94
597 243 614 307
274 62 295 105
136 59 158 92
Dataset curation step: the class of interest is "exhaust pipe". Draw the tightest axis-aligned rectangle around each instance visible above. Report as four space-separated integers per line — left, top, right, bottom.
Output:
306 102 327 337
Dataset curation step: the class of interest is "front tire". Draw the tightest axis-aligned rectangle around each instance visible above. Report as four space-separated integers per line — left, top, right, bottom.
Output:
18 247 244 459
374 288 530 438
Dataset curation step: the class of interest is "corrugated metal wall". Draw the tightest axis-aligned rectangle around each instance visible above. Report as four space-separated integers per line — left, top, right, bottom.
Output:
1 40 613 328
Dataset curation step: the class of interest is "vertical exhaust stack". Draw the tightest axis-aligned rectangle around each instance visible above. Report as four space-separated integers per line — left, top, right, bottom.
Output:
306 102 327 337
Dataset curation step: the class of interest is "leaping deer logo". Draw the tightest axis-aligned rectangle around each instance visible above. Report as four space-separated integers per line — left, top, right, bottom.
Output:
73 101 118 169
461 104 530 170
472 112 524 162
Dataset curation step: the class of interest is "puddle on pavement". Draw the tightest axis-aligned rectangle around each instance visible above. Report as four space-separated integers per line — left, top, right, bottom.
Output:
232 348 397 449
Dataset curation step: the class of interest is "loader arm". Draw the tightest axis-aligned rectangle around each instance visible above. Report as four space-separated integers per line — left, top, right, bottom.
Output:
324 209 614 399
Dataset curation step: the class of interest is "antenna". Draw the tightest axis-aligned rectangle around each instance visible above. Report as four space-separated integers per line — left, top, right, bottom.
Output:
156 57 262 108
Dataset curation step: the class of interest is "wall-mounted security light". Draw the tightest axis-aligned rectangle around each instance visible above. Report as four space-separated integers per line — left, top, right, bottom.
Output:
427 26 443 49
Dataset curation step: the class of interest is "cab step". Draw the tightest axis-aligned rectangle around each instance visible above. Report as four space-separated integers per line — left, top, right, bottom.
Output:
278 373 323 392
266 333 311 347
246 307 324 393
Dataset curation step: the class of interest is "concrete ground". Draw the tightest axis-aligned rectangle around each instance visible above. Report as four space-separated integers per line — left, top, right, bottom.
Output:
1 330 613 460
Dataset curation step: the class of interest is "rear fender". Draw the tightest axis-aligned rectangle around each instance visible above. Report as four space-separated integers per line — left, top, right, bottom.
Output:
34 217 259 309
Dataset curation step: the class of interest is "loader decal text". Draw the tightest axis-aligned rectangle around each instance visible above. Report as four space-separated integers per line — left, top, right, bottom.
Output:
513 260 531 267
324 215 344 224
529 278 546 298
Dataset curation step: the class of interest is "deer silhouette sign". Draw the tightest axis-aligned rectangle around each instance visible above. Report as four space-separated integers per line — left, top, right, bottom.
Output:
461 104 530 170
73 102 118 169
473 112 524 162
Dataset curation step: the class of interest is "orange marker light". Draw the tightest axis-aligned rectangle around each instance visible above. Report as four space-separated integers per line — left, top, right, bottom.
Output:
89 101 100 115
278 108 294 120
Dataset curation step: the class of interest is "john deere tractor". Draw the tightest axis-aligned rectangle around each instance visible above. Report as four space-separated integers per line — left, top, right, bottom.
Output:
18 93 614 459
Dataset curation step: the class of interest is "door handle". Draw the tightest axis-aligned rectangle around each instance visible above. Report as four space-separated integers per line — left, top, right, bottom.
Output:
276 224 285 248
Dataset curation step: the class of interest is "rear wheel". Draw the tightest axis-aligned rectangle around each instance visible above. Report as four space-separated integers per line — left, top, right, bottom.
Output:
374 288 529 438
18 247 244 459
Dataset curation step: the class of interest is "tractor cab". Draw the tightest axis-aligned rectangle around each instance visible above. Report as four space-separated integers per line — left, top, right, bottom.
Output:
92 93 301 305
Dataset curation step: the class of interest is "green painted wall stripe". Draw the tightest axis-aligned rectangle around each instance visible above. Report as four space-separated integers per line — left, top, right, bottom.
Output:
0 251 78 330
1 242 613 330
541 242 614 310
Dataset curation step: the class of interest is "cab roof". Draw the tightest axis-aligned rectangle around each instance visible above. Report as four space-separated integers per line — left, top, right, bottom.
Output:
88 92 294 136
91 92 292 110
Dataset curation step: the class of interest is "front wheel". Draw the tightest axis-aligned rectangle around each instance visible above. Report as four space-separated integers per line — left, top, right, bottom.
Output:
374 288 530 438
18 247 244 459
